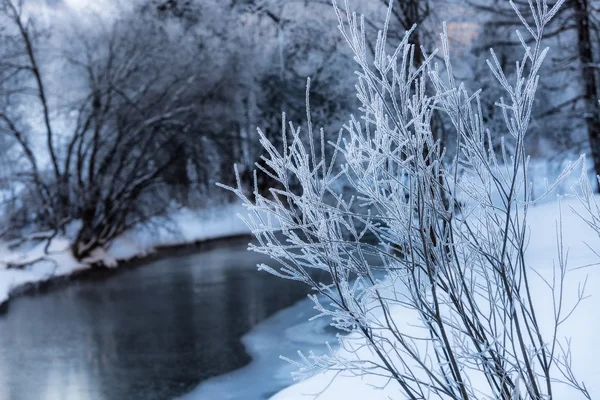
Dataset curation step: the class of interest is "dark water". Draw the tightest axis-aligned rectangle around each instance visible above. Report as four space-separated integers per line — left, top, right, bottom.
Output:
0 239 314 400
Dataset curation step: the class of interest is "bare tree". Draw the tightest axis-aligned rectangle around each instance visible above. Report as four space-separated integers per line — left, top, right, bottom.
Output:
0 0 230 259
572 0 600 186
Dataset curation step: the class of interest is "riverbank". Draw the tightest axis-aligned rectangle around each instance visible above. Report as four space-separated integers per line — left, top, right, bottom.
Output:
180 295 336 400
0 203 251 308
0 240 311 400
269 197 600 399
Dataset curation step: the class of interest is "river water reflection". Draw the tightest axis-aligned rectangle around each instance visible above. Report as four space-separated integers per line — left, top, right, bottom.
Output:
0 239 315 400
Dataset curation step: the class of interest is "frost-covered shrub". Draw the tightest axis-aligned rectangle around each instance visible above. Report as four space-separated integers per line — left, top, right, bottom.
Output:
222 0 591 398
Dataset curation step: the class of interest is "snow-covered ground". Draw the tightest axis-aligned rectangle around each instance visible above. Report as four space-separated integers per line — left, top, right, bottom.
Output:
0 204 250 306
268 197 600 399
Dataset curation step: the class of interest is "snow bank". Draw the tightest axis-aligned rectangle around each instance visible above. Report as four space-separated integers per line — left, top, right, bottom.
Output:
0 237 87 305
0 203 251 306
107 204 250 261
270 197 600 399
179 296 335 400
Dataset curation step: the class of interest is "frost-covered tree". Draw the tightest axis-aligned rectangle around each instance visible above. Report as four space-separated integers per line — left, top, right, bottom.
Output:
0 0 242 258
223 0 592 398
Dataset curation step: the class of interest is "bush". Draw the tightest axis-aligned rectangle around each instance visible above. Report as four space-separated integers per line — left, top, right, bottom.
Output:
222 0 594 398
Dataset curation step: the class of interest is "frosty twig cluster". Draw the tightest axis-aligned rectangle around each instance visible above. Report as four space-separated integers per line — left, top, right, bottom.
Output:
221 0 591 398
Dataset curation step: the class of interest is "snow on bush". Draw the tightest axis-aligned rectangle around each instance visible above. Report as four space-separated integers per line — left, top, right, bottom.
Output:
223 0 596 398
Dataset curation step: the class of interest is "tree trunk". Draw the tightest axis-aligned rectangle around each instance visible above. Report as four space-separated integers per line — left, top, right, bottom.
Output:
574 0 600 190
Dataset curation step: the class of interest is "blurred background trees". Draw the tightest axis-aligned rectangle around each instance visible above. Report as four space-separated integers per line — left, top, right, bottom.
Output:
0 0 599 257
469 0 600 173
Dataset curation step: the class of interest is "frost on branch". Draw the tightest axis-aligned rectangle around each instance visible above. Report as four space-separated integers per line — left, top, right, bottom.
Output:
220 0 591 398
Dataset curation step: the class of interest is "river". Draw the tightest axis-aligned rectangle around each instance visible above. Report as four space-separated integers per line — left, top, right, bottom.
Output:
0 238 328 400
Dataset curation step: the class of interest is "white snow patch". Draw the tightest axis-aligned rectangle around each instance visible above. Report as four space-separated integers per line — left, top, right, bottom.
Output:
0 203 251 306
